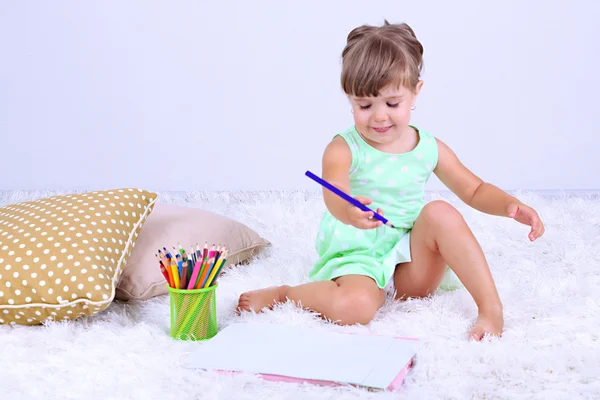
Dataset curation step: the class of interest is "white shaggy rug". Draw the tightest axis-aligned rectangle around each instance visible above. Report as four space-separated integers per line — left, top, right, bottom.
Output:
1 189 599 400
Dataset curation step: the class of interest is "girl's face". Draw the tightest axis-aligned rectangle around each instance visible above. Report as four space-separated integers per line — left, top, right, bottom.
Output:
349 81 423 148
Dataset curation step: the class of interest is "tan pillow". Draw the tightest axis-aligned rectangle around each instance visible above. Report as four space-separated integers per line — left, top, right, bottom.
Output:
115 202 271 301
0 188 158 325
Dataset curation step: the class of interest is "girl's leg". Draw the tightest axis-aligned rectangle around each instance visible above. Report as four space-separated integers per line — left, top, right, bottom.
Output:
237 274 385 325
393 200 504 340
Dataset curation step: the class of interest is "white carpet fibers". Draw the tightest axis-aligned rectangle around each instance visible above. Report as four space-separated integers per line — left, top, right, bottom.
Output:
1 189 599 400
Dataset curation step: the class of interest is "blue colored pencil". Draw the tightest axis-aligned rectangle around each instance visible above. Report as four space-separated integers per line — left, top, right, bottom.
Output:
305 170 394 228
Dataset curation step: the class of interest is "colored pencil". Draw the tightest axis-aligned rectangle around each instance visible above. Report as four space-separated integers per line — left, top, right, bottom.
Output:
187 260 202 290
205 250 227 288
196 243 202 261
187 258 194 282
156 242 230 290
170 257 180 289
156 254 172 287
174 253 181 272
181 260 188 289
195 258 211 289
198 245 217 288
190 246 196 265
213 245 224 266
201 242 208 265
305 170 395 228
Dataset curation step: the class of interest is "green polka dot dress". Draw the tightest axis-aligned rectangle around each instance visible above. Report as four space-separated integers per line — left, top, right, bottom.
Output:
309 125 461 290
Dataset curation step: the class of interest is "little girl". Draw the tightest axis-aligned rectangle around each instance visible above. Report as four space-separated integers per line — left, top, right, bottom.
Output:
237 20 545 341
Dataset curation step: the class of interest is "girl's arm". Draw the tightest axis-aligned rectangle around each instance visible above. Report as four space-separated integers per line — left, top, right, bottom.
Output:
321 136 355 224
433 138 545 241
433 138 518 216
320 136 382 229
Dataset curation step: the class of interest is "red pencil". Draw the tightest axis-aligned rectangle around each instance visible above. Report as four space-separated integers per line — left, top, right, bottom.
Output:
156 254 172 287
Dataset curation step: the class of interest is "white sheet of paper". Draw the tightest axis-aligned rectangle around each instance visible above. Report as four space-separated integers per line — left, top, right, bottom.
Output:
181 322 419 389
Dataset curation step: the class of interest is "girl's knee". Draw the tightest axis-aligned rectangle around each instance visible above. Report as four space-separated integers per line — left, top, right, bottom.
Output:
333 288 381 325
421 200 465 228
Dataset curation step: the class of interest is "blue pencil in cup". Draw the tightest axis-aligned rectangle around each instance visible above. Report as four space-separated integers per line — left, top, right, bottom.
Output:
305 170 395 228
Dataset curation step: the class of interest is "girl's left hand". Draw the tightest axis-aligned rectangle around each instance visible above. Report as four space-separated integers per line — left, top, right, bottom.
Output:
507 202 545 241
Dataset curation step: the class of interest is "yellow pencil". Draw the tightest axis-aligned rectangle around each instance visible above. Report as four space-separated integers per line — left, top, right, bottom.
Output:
204 258 224 288
170 258 180 289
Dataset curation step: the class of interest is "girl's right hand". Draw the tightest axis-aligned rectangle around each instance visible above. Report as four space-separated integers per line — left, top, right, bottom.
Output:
345 196 386 229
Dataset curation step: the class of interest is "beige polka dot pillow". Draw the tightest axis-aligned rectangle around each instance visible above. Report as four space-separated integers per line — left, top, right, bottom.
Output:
0 188 157 325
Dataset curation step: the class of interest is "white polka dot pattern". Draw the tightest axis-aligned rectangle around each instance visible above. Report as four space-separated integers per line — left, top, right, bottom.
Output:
0 188 157 325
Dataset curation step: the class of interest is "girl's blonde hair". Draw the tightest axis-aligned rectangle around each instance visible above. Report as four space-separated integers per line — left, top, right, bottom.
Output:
341 20 424 97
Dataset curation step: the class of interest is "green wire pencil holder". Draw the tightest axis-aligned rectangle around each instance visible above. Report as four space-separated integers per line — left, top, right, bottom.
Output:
168 284 218 341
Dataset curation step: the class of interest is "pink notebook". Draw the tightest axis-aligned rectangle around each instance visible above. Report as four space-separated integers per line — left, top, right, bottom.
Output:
182 322 419 391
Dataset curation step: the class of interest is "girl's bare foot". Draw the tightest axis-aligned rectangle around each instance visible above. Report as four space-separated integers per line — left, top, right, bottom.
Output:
469 305 504 341
236 285 289 314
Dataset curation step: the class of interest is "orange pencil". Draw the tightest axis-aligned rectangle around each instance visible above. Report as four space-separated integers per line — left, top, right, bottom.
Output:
195 258 211 289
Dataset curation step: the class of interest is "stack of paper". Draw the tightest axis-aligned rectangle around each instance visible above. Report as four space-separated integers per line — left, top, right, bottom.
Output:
182 322 419 391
